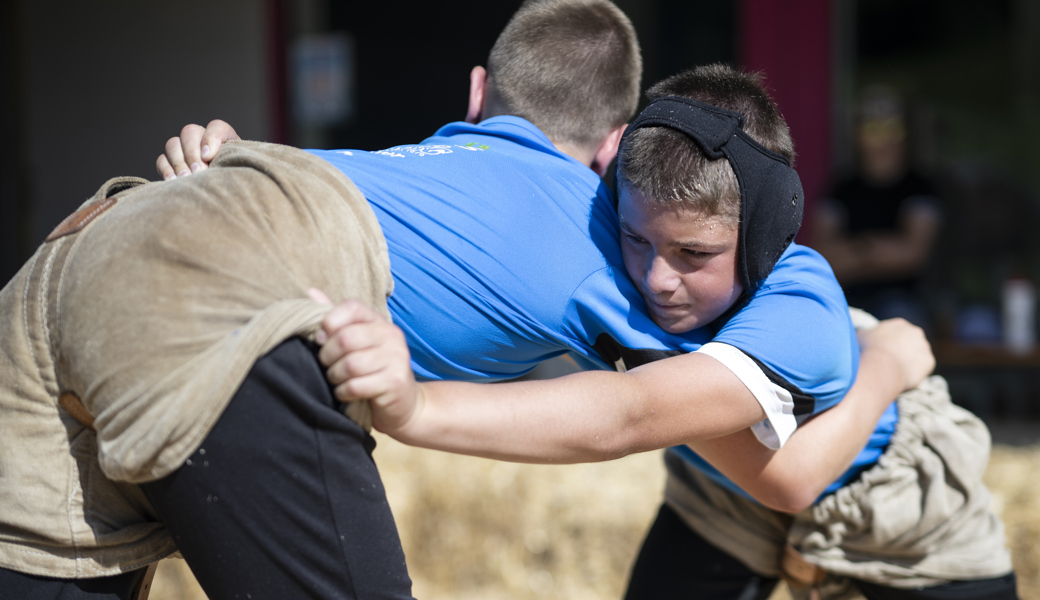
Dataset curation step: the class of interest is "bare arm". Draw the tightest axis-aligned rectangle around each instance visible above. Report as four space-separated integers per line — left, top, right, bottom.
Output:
687 318 931 512
813 203 939 285
810 203 862 280
854 207 940 279
396 318 929 511
396 352 765 464
315 300 765 463
317 300 930 487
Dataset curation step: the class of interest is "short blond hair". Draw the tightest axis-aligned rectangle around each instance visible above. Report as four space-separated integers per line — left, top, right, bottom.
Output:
485 0 641 149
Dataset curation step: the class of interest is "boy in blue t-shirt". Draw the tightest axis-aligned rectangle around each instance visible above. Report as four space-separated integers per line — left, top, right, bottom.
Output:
317 65 1016 599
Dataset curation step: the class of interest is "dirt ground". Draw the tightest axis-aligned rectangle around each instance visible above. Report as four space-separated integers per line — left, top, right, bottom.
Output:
152 429 1040 600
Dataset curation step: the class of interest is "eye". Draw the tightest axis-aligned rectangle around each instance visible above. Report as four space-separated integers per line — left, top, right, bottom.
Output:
681 248 713 260
624 233 648 245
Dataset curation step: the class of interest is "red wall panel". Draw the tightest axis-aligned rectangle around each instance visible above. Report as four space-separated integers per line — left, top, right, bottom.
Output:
740 0 831 240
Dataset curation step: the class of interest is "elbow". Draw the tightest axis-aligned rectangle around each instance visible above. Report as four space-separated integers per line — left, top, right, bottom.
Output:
572 399 656 462
562 371 677 463
573 427 641 463
750 478 821 514
766 491 817 515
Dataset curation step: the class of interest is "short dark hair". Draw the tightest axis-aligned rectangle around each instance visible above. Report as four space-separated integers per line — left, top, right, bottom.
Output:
618 64 794 224
485 0 641 149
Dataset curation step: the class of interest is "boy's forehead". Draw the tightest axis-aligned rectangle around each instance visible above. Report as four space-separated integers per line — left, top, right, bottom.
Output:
620 186 725 225
619 191 737 245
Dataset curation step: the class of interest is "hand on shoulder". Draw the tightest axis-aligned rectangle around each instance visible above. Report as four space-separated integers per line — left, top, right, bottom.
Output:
156 119 240 180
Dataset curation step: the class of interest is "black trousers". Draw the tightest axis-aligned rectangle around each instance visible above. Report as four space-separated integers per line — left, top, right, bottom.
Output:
2 338 413 600
625 504 1018 600
0 567 146 600
139 337 414 600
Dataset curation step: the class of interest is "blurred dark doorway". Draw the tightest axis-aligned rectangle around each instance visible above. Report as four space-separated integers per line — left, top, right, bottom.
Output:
291 2 522 151
1 1 28 285
284 0 738 151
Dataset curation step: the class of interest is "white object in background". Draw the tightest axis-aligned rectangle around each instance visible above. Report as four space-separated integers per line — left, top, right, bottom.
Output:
1002 278 1036 355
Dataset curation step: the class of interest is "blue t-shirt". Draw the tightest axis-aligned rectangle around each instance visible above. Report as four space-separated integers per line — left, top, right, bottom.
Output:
310 117 710 381
670 243 899 497
308 115 896 500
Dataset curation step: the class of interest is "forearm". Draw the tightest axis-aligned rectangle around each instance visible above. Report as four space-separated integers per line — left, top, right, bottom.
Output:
811 214 867 282
393 353 765 463
856 235 931 279
814 238 867 281
689 344 905 512
400 373 641 463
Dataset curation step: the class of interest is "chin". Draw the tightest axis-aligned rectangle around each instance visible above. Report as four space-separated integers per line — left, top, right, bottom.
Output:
651 314 700 335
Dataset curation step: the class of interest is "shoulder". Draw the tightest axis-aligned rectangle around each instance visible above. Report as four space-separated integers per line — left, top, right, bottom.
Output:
713 244 857 408
565 266 710 367
755 244 846 302
726 250 850 349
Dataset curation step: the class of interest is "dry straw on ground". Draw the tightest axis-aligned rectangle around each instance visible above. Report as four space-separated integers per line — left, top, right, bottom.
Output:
152 433 1040 600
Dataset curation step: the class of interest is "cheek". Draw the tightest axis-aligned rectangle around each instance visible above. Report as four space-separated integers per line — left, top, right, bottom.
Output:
685 262 741 307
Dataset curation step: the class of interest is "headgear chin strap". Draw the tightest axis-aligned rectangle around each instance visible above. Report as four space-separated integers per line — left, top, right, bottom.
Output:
620 96 803 291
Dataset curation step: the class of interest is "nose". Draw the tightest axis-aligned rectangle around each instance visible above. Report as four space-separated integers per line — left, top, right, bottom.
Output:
644 254 680 295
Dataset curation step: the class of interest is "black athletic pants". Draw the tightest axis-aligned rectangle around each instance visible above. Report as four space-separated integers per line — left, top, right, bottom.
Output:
0 567 147 600
140 337 414 600
0 338 414 600
625 504 1018 600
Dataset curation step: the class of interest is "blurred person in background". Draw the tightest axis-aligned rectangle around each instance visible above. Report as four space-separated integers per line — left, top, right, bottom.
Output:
812 86 942 331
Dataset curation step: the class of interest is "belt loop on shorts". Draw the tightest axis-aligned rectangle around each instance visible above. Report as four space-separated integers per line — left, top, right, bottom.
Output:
58 393 96 431
780 543 826 599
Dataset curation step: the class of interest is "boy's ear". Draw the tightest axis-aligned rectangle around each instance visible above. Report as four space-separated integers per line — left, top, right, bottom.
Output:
465 66 488 124
589 124 627 178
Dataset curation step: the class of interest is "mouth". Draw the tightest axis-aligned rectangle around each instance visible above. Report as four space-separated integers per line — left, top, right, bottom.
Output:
647 299 689 315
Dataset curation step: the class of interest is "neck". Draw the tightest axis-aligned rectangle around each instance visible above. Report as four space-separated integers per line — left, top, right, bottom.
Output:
483 100 598 167
483 106 599 169
552 140 595 167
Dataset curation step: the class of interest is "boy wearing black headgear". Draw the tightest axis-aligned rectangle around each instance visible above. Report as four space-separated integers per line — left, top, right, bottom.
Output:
617 65 1016 600
320 64 1016 600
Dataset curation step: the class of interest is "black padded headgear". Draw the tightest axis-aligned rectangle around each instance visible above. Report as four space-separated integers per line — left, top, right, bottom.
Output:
619 96 803 291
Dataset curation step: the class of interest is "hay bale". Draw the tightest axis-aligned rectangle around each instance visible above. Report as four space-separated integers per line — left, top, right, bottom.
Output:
376 433 667 599
984 444 1040 599
147 436 1040 599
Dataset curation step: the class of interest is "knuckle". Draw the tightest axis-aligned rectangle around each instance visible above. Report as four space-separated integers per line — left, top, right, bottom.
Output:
347 299 369 316
334 329 352 347
342 300 362 317
325 363 343 383
335 384 353 402
343 381 364 400
343 354 363 375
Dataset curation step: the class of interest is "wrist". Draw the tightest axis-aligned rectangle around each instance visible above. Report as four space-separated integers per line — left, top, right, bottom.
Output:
861 347 906 404
388 382 428 442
